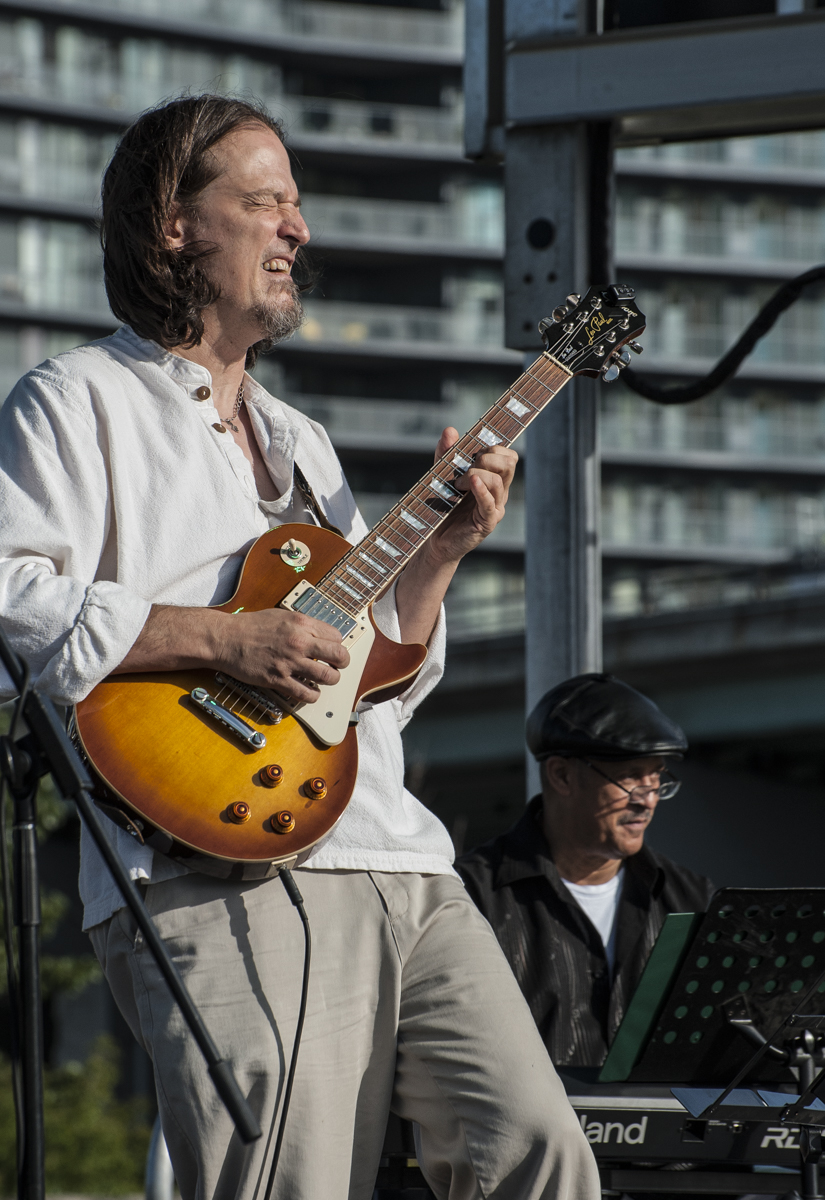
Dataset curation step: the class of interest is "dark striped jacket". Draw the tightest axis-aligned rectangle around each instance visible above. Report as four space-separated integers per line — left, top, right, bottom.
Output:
456 798 715 1068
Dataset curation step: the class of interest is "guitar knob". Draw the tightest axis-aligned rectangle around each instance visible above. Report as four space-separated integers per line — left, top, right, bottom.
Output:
229 802 251 824
306 777 327 799
271 810 295 833
260 764 283 787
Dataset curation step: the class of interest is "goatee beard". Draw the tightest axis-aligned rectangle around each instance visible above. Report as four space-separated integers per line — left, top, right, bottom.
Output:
252 279 305 352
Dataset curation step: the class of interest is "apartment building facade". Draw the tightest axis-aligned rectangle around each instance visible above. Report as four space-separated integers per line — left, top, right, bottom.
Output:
3 4 825 886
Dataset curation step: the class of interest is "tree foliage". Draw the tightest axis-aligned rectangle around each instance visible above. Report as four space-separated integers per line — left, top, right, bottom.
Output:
0 1038 152 1195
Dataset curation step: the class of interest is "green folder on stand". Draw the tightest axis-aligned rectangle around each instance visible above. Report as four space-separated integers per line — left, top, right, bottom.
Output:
599 911 703 1083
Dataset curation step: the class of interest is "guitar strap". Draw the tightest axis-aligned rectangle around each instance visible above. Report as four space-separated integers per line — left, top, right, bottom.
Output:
292 461 344 538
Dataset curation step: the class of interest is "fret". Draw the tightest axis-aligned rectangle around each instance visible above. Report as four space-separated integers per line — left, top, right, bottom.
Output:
375 534 403 558
334 579 364 603
506 396 529 418
399 508 428 532
428 477 460 502
358 550 388 575
345 564 373 588
315 353 575 605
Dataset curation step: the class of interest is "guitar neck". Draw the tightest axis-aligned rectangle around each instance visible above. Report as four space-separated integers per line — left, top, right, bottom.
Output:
317 352 573 615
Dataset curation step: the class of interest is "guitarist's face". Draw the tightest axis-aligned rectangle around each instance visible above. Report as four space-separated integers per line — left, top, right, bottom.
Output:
165 123 311 351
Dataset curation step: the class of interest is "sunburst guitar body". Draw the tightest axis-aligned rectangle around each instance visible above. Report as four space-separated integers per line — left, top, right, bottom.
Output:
74 286 646 877
74 523 428 878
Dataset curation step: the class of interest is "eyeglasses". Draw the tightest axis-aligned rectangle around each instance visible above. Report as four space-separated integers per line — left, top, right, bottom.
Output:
584 760 681 803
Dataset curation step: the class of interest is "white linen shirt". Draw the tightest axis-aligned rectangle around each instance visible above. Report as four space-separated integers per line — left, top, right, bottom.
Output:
0 327 455 929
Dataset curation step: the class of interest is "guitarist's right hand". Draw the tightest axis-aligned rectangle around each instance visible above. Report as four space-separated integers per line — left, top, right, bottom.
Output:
215 608 351 704
113 604 350 705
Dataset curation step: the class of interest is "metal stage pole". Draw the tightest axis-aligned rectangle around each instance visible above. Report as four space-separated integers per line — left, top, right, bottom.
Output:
501 2 611 792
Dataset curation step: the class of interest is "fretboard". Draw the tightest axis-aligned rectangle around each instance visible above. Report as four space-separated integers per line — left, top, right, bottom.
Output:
317 352 572 615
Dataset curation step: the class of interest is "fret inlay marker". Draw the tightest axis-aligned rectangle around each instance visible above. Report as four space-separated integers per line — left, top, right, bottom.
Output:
400 509 427 532
477 427 500 447
358 551 387 575
428 478 458 501
375 535 402 558
336 580 363 602
345 565 372 588
506 397 529 418
452 452 471 472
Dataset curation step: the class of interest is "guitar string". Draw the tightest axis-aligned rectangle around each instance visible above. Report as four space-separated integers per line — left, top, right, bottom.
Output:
318 354 574 610
313 306 632 613
317 371 563 614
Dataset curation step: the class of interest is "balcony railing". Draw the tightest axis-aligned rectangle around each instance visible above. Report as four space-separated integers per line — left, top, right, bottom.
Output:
46 0 464 54
617 130 825 176
0 28 461 150
0 115 120 208
616 198 825 266
285 95 462 152
602 479 825 557
444 569 525 640
630 287 825 371
0 217 107 317
601 391 825 461
299 299 503 350
301 189 503 251
604 562 825 619
284 393 489 450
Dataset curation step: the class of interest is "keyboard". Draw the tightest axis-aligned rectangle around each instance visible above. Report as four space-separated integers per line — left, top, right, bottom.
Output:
561 1074 814 1195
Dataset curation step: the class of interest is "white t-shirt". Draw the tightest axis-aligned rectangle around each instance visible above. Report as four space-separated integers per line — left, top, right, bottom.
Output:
561 867 625 972
0 327 457 929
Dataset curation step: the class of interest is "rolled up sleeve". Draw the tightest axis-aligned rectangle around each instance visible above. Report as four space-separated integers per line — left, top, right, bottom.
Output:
370 580 446 728
0 374 151 703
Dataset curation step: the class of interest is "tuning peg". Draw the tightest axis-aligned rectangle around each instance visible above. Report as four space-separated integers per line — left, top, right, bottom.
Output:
602 362 621 383
628 341 644 355
551 304 569 322
566 293 581 307
617 347 632 367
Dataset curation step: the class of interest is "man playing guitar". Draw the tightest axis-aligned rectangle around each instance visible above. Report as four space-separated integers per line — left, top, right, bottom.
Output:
0 95 598 1199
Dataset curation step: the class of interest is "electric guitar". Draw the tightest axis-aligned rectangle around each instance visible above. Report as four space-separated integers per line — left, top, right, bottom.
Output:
74 285 646 878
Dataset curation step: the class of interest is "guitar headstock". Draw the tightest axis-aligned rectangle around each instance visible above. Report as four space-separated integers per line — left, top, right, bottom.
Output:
538 285 646 380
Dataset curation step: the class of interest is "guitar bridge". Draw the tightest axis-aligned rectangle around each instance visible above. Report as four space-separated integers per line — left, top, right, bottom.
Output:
190 688 266 749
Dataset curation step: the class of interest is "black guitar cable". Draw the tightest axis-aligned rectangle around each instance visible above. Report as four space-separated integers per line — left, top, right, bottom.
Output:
620 265 825 406
261 866 312 1200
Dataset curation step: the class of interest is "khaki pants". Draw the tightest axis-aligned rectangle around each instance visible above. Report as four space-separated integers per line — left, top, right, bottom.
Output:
89 869 599 1200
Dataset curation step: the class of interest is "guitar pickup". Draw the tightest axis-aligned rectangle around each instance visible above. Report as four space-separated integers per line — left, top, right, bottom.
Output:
190 687 266 749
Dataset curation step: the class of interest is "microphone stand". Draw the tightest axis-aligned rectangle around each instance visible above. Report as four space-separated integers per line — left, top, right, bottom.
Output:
0 627 261 1200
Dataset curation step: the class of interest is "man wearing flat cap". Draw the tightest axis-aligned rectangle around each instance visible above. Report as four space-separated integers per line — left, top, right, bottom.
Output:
456 673 715 1068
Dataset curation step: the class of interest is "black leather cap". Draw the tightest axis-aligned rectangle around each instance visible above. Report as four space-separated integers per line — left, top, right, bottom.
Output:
526 672 687 762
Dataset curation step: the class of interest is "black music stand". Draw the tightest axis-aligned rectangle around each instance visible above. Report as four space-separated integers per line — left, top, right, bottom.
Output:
600 887 825 1200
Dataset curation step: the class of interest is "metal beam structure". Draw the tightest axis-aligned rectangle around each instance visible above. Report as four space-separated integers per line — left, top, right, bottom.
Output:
463 1 825 792
506 12 825 145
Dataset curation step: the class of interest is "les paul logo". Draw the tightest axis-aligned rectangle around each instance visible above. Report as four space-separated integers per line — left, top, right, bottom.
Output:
586 313 613 345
